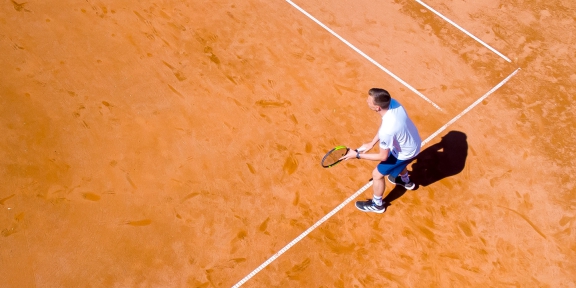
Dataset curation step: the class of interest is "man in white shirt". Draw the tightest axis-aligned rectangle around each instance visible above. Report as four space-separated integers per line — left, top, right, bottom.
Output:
341 88 421 213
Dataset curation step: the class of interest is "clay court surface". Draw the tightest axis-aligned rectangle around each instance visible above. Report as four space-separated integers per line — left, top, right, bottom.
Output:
1 0 576 287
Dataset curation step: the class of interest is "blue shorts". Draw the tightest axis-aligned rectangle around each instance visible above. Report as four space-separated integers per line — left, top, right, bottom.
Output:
377 153 415 177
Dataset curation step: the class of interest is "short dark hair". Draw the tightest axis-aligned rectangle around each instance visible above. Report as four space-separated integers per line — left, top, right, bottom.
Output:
368 88 391 109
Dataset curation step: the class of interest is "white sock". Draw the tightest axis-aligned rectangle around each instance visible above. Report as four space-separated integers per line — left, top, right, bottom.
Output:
373 195 383 206
400 172 410 183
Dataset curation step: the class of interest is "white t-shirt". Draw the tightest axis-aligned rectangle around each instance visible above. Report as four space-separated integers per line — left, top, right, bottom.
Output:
378 99 421 160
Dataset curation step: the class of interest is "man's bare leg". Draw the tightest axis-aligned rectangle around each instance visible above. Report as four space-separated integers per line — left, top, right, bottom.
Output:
372 168 386 206
398 167 411 183
355 168 387 213
392 166 415 190
399 167 408 176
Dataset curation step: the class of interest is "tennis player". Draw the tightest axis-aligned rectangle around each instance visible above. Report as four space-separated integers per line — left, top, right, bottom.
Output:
341 88 421 213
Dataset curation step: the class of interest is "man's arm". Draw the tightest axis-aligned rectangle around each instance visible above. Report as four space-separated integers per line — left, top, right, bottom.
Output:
354 147 389 162
371 133 379 145
341 145 390 162
342 131 393 161
357 133 380 153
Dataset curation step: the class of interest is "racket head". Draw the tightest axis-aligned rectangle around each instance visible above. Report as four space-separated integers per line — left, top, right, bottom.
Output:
321 146 350 168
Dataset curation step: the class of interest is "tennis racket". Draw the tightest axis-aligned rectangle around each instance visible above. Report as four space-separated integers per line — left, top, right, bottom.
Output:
321 146 366 168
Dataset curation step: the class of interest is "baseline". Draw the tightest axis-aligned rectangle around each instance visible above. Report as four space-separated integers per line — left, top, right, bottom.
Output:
285 0 443 111
415 0 512 62
231 67 521 287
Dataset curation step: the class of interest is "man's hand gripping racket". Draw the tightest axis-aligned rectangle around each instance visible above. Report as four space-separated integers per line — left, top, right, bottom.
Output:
321 145 368 168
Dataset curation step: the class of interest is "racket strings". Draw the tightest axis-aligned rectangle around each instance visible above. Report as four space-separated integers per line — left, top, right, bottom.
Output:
322 148 348 167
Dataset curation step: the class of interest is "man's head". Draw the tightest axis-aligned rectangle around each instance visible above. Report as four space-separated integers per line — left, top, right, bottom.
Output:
367 88 391 112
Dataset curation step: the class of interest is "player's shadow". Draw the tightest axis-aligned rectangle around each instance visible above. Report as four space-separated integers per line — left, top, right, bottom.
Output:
384 131 468 204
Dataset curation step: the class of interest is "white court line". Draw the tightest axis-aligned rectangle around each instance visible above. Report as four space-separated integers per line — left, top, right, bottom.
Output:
232 68 521 288
421 68 520 145
231 180 374 288
285 0 443 111
415 0 512 63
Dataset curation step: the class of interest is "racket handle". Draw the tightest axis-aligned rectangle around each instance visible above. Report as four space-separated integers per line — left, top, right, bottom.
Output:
356 147 367 152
